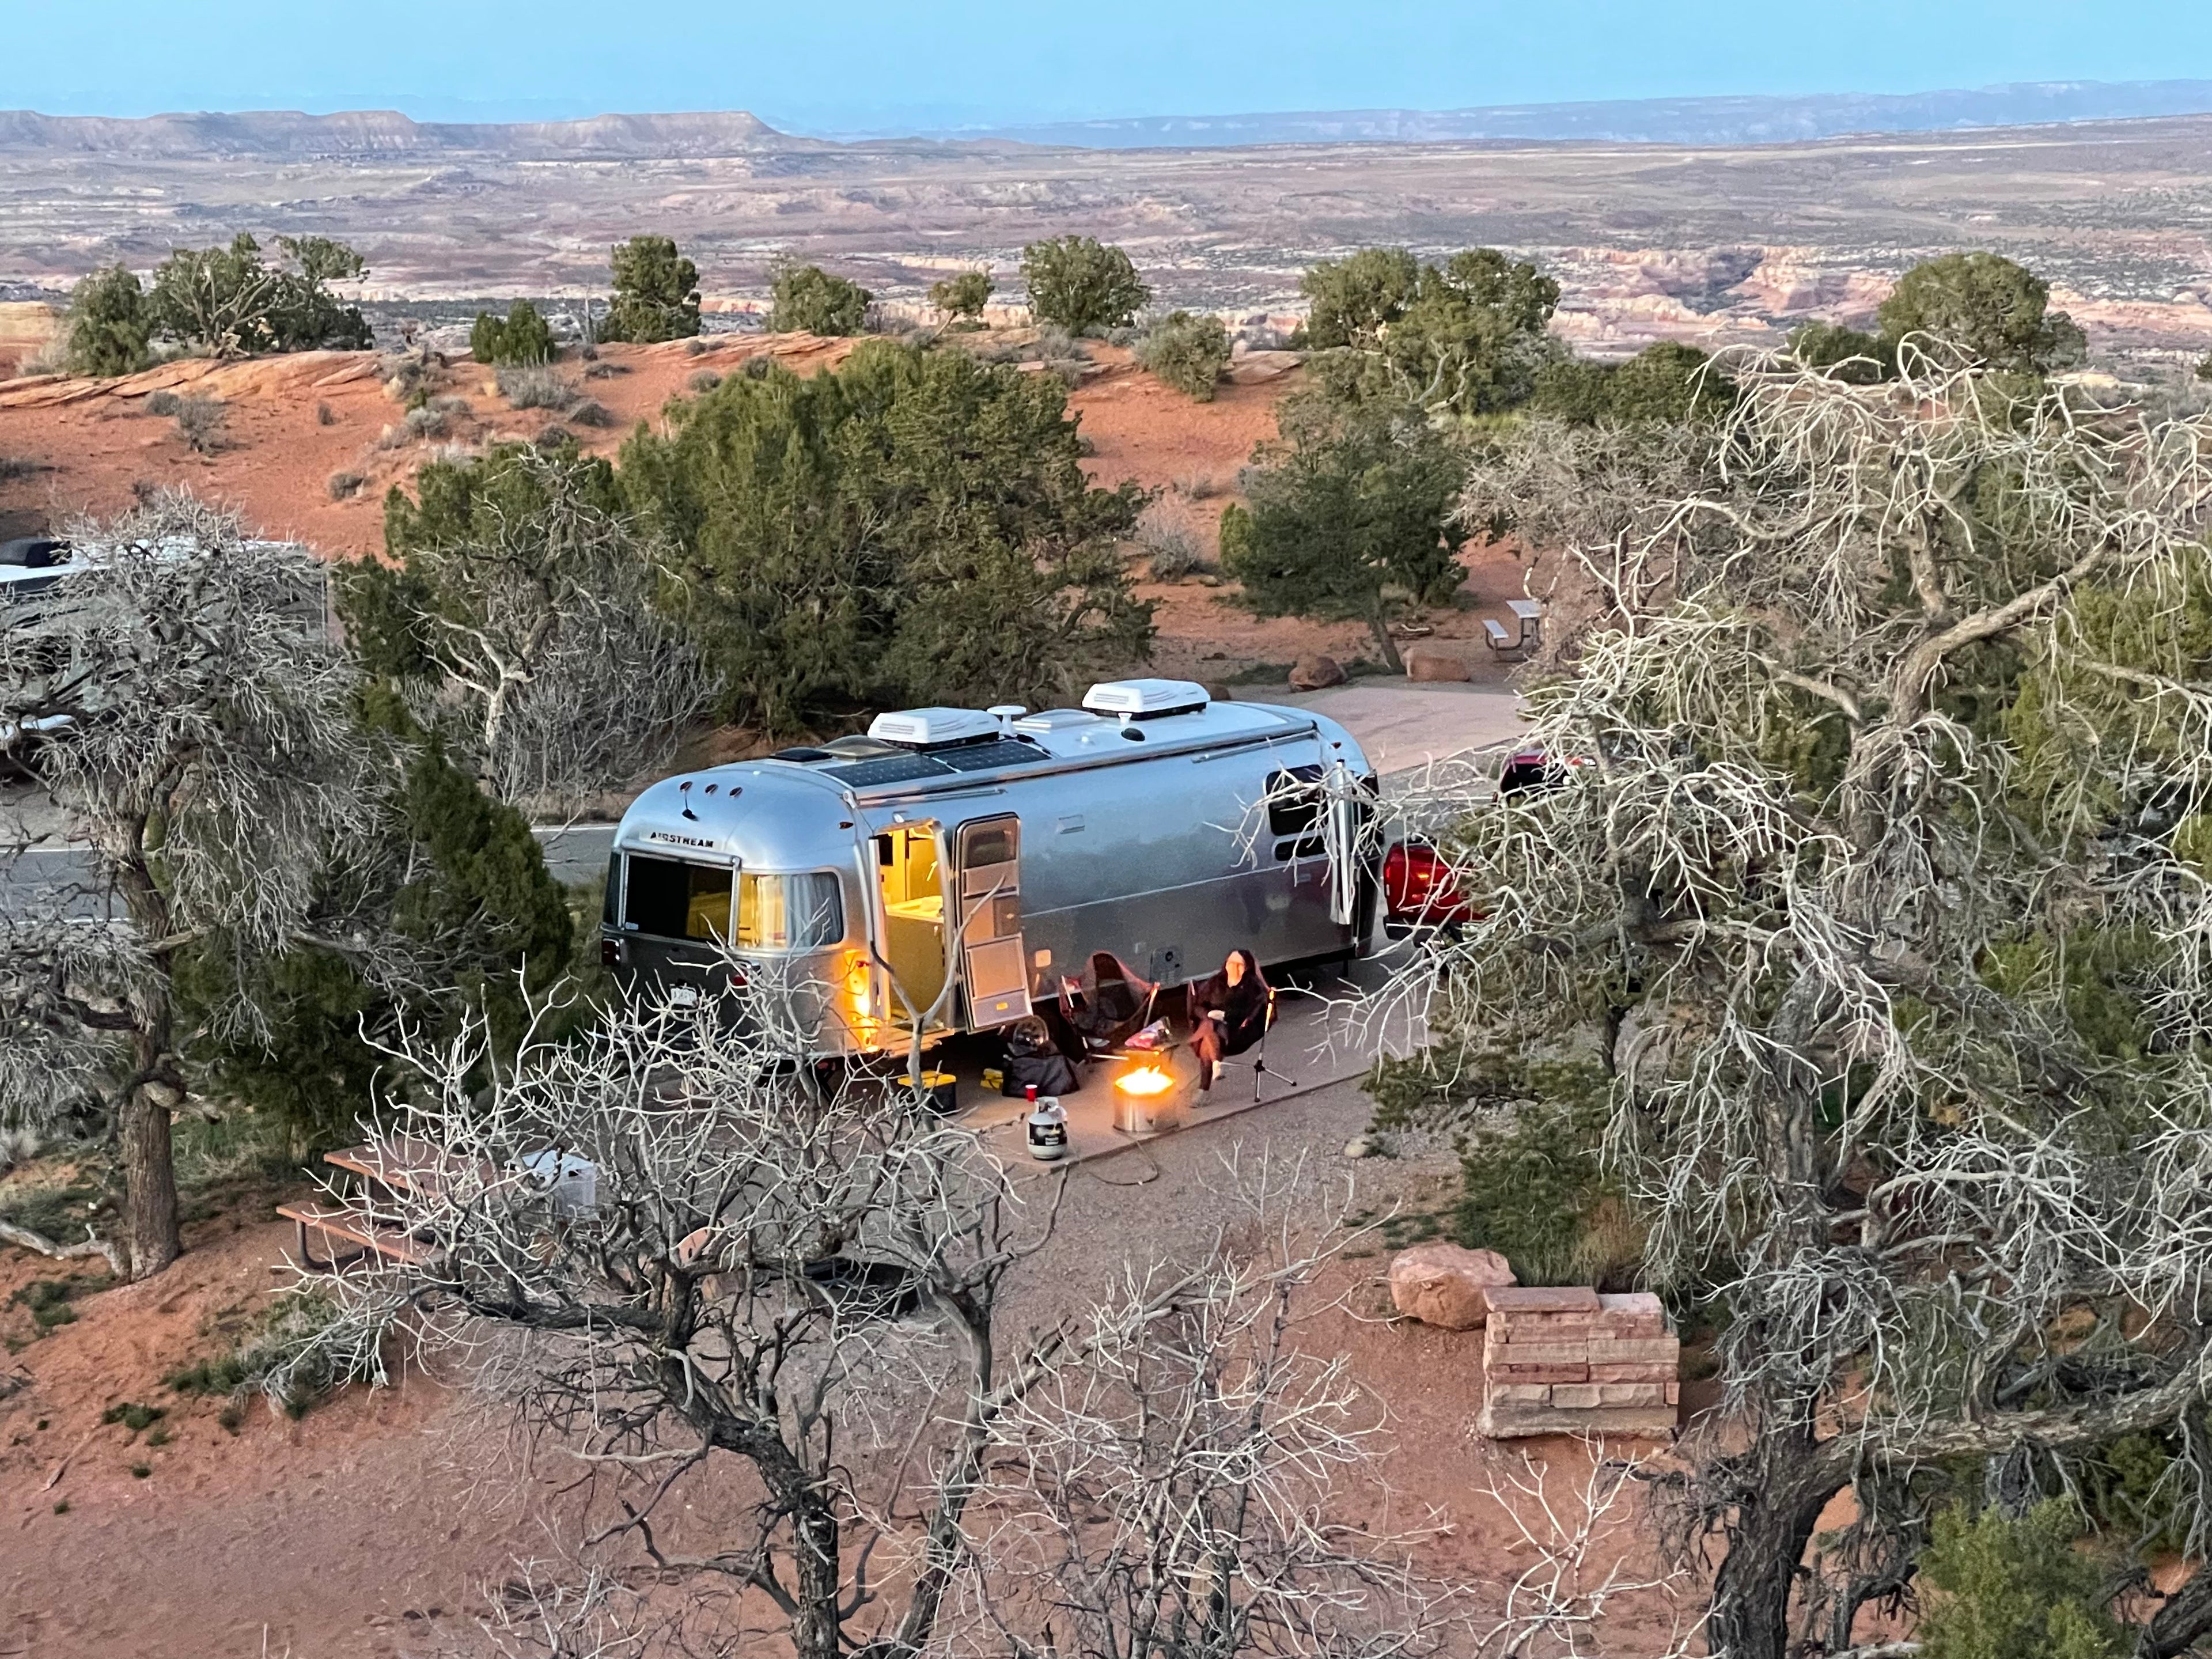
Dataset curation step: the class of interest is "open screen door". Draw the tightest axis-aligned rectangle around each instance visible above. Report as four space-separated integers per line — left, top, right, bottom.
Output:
955 815 1028 1029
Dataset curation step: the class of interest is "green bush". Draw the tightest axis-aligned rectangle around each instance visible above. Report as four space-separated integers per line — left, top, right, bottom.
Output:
930 269 993 323
768 261 872 336
1914 1502 2122 1659
63 265 152 377
620 340 1149 733
1789 319 1891 381
1021 236 1150 334
599 235 701 343
469 299 555 366
1528 342 1735 426
1134 310 1232 401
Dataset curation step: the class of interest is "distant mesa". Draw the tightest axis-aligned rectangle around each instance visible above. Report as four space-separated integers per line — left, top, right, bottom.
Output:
931 78 2212 150
0 108 798 160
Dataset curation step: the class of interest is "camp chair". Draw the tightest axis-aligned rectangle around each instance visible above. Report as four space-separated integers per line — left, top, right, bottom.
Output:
1206 980 1291 1103
1056 951 1161 1062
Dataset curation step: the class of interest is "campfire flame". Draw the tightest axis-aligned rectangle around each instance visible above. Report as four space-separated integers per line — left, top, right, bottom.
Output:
1116 1063 1175 1098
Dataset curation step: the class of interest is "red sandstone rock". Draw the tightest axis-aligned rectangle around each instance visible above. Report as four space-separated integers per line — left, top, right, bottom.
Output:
1388 1243 1516 1330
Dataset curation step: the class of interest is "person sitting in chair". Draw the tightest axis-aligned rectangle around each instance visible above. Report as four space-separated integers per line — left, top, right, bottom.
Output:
1188 948 1270 1093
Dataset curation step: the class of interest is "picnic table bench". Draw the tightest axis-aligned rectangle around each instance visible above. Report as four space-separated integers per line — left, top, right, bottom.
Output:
276 1137 490 1271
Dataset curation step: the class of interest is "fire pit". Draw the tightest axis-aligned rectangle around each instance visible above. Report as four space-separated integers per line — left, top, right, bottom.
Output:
1112 1059 1184 1135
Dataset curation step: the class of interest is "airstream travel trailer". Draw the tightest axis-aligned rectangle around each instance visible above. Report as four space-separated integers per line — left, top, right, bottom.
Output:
599 679 1379 1056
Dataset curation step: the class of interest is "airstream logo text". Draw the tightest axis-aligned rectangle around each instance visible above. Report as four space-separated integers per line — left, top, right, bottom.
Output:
648 831 718 850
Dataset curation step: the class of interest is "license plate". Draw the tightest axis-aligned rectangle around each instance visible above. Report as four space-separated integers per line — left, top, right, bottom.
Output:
668 986 701 1007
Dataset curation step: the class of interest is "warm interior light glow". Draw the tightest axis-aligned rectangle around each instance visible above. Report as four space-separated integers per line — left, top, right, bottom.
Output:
1116 1063 1175 1097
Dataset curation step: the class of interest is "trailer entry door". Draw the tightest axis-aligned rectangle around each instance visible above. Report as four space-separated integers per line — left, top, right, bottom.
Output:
956 816 1028 1028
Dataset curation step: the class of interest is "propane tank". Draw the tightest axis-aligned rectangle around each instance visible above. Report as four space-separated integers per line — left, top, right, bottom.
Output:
1025 1085 1069 1161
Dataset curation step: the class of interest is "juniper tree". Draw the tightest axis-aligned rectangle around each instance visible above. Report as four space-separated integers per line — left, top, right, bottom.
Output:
1377 348 2212 1657
599 234 700 343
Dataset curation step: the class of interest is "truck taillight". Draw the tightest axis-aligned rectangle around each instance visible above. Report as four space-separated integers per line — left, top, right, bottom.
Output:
1383 842 1475 925
601 939 622 967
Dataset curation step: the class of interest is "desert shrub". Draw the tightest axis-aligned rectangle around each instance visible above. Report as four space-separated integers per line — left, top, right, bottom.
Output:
533 423 572 449
63 264 153 377
327 470 366 501
584 359 626 379
768 261 872 336
146 232 372 357
1913 1502 2123 1659
1134 310 1232 401
687 369 722 392
930 269 993 323
145 389 181 417
1177 473 1224 500
1135 499 1211 580
175 396 228 453
2197 352 2212 383
1021 236 1150 334
469 299 555 366
497 364 575 411
598 234 700 343
1453 1095 1635 1288
316 400 335 426
404 404 447 440
163 1289 348 1417
0 456 39 483
102 1400 166 1433
568 398 616 429
684 336 711 356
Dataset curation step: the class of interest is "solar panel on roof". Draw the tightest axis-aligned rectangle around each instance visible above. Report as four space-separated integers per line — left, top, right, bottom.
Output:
935 738 1050 772
822 753 954 787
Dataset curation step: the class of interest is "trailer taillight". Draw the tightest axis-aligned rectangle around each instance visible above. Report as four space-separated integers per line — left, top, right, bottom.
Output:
601 939 621 967
1383 842 1474 925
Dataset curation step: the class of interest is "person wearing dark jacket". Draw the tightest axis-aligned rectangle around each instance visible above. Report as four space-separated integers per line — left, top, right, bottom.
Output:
1188 948 1270 1093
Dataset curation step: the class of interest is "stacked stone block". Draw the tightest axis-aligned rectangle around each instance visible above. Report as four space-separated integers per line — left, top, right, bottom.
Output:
1476 1286 1679 1438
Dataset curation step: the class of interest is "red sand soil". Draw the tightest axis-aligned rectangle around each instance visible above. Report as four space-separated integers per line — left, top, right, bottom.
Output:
0 333 1535 683
0 1137 1692 1658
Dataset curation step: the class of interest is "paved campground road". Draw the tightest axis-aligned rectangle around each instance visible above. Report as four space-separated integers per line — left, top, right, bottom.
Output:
0 687 1529 911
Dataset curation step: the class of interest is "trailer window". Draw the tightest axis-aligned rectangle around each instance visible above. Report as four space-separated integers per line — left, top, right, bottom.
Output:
1265 766 1327 836
623 854 734 941
737 872 844 951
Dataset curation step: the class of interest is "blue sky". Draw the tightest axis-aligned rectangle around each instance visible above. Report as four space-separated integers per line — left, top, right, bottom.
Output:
16 0 2212 135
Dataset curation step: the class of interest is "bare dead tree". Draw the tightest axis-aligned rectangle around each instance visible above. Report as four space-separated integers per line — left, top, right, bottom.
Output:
1472 1448 1703 1659
0 492 388 1276
1363 347 2212 1656
945 1153 1465 1659
361 450 718 812
288 975 1138 1659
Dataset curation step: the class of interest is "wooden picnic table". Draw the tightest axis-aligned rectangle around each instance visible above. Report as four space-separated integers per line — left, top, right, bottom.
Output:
277 1137 490 1272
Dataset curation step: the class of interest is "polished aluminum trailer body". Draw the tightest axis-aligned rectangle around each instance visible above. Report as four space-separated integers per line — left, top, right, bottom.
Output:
599 681 1376 1055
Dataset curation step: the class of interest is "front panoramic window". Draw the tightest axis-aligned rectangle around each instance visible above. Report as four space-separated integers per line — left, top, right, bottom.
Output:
623 854 734 941
737 871 845 952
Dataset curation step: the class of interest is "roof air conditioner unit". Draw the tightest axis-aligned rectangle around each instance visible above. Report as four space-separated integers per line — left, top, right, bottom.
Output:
1081 679 1211 719
867 707 1005 749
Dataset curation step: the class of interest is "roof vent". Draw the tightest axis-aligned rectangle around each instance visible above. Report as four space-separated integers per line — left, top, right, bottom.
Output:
1082 679 1211 719
867 706 1005 749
